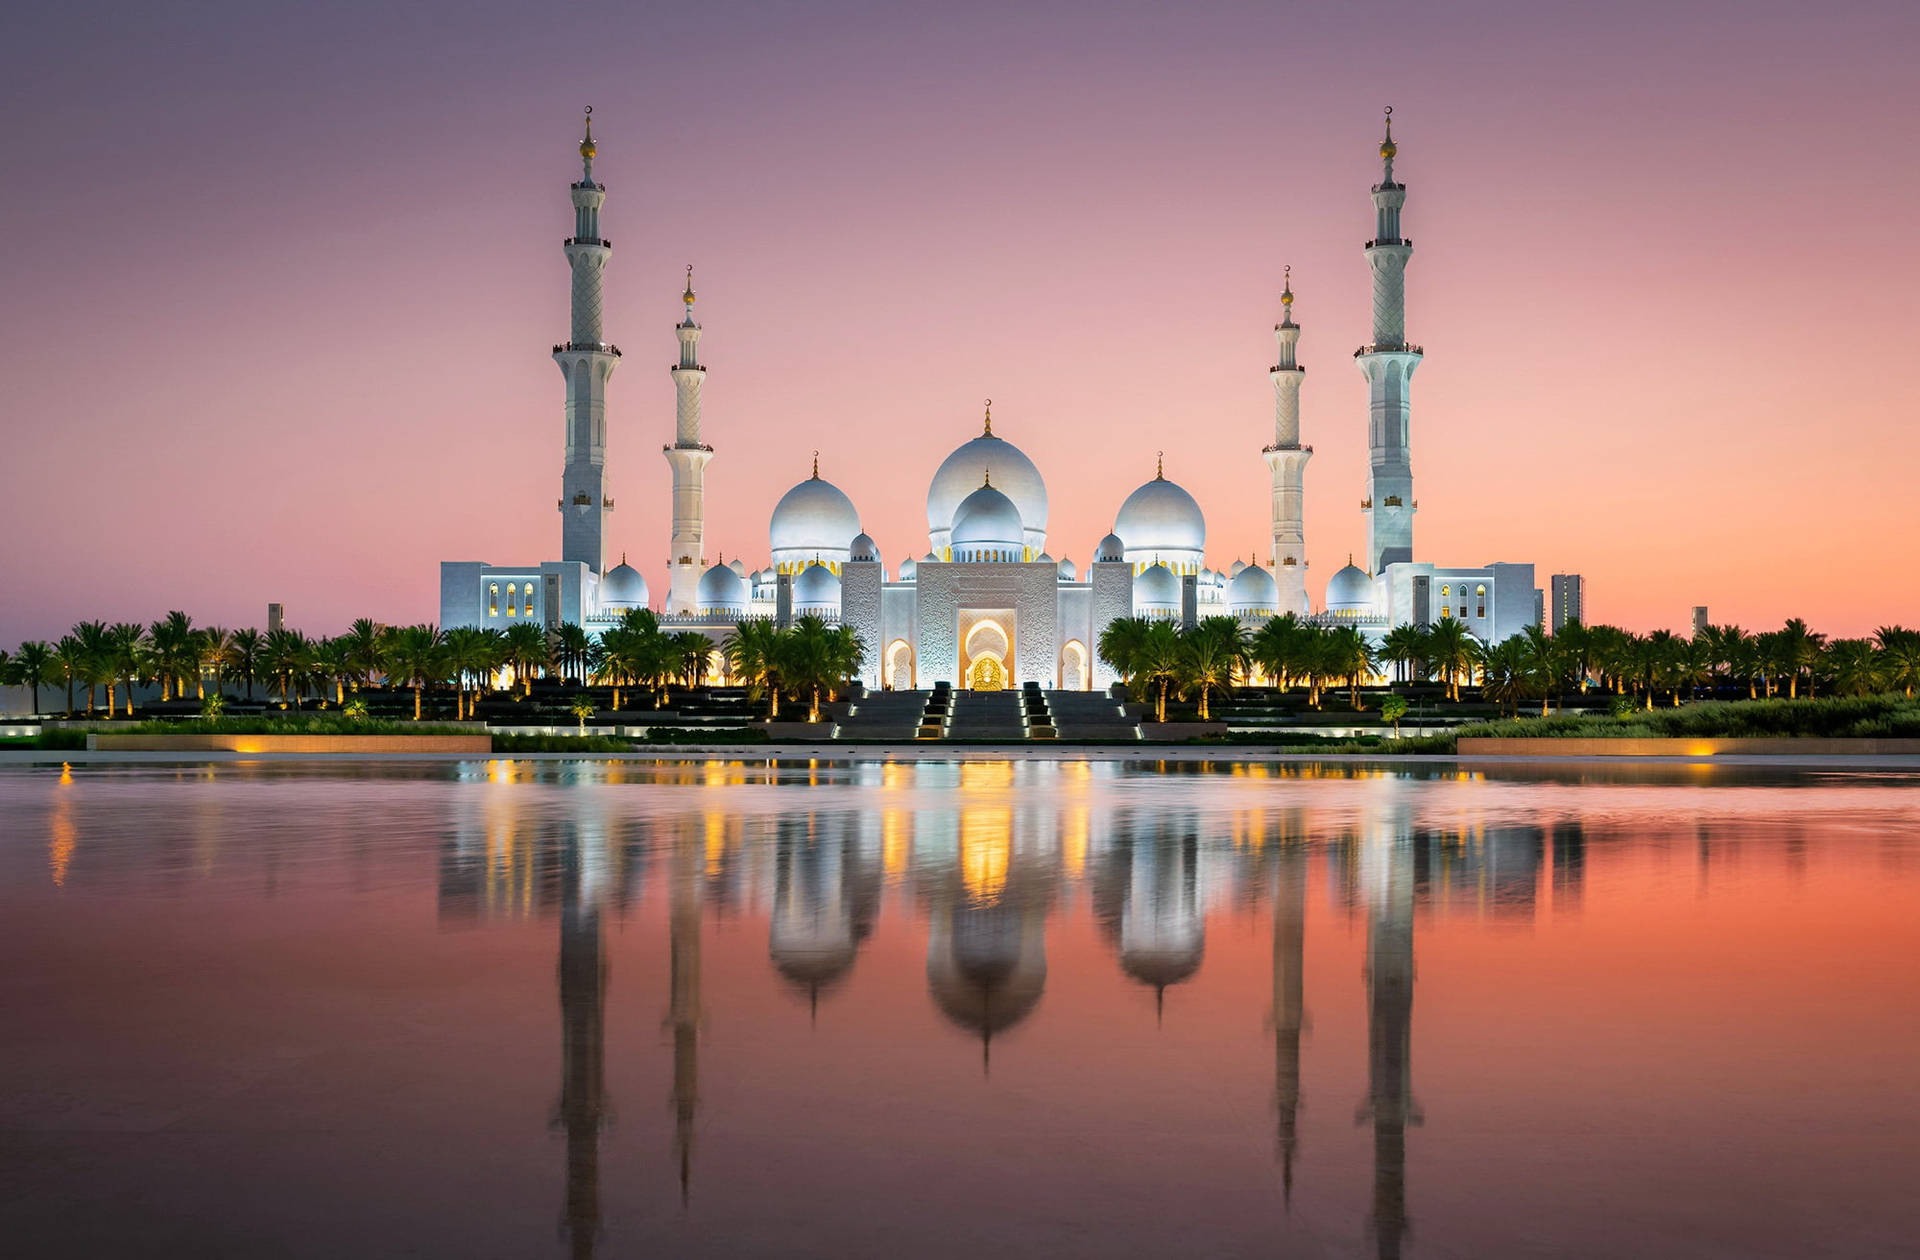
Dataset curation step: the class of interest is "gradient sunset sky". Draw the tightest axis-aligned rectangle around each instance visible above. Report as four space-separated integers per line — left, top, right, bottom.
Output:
2 0 1916 644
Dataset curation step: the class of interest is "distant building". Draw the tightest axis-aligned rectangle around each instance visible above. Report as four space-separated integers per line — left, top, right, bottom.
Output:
267 603 285 634
1533 587 1545 631
1692 606 1710 635
1548 574 1584 632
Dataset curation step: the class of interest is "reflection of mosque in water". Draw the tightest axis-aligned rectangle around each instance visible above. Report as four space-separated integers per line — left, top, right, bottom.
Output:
433 762 1584 1258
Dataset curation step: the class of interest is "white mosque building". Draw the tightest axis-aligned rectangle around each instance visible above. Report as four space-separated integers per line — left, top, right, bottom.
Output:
440 108 1540 690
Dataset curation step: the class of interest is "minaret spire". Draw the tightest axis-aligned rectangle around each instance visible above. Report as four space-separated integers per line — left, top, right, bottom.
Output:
557 108 618 575
983 397 993 437
1358 106 1422 574
1264 266 1312 614
664 264 713 613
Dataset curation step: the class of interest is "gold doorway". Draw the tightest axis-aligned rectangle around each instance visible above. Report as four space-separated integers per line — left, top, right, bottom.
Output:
969 656 1005 691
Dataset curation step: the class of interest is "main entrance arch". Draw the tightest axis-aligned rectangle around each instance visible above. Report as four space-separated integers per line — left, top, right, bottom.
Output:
969 655 1005 691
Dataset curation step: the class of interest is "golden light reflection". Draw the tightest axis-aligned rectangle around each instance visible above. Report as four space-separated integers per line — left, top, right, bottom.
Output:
883 808 911 876
49 778 75 887
960 809 1012 901
1060 805 1088 878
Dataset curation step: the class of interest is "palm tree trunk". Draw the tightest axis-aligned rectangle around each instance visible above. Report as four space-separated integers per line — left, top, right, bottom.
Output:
413 684 423 721
106 681 116 718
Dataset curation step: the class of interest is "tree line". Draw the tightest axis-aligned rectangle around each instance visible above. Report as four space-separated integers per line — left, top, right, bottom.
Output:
0 610 868 723
1096 615 1920 720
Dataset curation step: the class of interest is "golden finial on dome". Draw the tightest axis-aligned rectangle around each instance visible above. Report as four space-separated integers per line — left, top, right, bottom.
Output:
1156 450 1165 480
1379 106 1396 161
983 398 993 437
983 467 992 488
1281 264 1294 307
683 264 695 305
580 106 597 161
811 450 820 479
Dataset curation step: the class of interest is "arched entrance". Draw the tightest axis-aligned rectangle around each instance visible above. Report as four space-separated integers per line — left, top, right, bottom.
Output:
1061 639 1088 691
885 639 914 689
960 615 1013 690
969 655 1005 691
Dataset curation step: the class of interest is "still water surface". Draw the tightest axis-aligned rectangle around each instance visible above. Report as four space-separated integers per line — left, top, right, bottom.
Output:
2 758 1917 1258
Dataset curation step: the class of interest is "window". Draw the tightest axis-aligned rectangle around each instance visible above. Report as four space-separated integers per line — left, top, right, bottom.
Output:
1440 606 1451 618
523 583 535 616
1440 584 1451 598
488 583 499 617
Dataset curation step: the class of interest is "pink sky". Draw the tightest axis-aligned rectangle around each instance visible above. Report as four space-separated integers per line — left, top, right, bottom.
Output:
2 0 1916 644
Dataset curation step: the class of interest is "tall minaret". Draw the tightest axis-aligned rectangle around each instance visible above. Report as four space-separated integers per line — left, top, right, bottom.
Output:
556 108 619 574
1357 107 1422 574
1263 267 1312 616
664 267 712 614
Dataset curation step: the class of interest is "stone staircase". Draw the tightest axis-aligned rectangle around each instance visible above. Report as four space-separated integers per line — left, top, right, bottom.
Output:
835 689 931 740
1044 689 1141 740
1020 682 1056 739
945 690 1026 741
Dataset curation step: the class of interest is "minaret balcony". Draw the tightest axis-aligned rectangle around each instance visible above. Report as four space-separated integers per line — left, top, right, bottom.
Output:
1363 238 1411 249
1353 342 1424 357
564 236 611 248
1263 443 1312 454
553 341 623 357
1269 363 1306 374
670 363 708 373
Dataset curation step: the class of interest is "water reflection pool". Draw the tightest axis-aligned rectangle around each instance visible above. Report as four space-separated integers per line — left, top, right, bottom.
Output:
2 758 1917 1258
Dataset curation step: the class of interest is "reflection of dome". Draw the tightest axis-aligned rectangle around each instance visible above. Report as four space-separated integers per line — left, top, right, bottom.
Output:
1134 563 1179 616
950 482 1024 561
1114 475 1205 566
1093 533 1126 563
770 933 858 995
897 556 917 581
927 431 1048 554
849 532 879 563
1120 945 1204 990
1228 563 1278 615
696 563 747 615
794 562 841 611
1326 562 1375 614
926 903 1046 1038
1056 557 1078 581
601 561 649 609
770 474 861 561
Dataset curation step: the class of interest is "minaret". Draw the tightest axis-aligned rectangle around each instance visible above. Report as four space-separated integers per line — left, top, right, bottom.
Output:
664 266 713 614
1357 107 1422 574
1263 267 1312 615
556 108 619 574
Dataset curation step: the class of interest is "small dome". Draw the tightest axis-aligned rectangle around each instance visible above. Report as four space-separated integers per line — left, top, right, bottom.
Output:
1093 533 1126 563
1228 559 1247 577
728 558 748 577
849 532 880 562
1134 563 1179 615
759 566 777 584
897 556 917 581
1057 557 1078 581
1228 563 1279 615
697 562 747 614
1114 475 1205 563
922 552 939 564
1325 562 1376 614
600 561 649 609
770 474 861 559
793 562 842 611
1037 552 1055 564
951 482 1024 558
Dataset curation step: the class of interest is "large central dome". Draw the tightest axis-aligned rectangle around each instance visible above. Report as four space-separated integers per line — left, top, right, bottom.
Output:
927 414 1047 557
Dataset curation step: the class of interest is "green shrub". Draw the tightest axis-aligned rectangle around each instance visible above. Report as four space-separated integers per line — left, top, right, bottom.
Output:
491 733 636 753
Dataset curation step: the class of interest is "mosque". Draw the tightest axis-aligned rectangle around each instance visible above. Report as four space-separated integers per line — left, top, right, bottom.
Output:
439 108 1540 689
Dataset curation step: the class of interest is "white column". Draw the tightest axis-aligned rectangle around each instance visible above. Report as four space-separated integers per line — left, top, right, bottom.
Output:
558 111 617 574
664 269 711 614
1265 269 1311 616
1359 109 1420 574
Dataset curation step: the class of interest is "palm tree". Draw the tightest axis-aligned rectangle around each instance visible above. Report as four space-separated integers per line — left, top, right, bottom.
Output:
225 628 265 701
312 636 356 706
1326 626 1376 709
108 622 149 717
501 621 550 696
1553 620 1594 693
1876 626 1920 698
1178 629 1237 720
1424 618 1476 702
71 621 113 715
52 635 83 717
1674 635 1714 704
11 641 53 716
1518 624 1559 716
263 628 313 709
341 618 384 692
442 626 497 719
1136 621 1184 722
1248 613 1304 691
1824 639 1882 697
826 623 867 700
194 626 229 701
148 611 197 702
382 625 445 720
781 615 840 722
1379 623 1430 687
671 631 714 691
1096 617 1154 695
1776 618 1826 699
1479 635 1533 717
552 622 592 685
723 620 781 718
1380 693 1410 736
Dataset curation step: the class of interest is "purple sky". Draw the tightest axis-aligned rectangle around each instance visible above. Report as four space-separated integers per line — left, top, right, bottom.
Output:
2 0 1916 644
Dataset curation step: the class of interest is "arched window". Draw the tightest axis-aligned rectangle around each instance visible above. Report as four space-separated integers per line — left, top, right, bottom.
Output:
488 583 499 616
1475 584 1486 619
523 583 536 617
1440 584 1450 598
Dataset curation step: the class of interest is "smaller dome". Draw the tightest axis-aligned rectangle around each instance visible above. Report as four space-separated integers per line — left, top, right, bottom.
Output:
1057 557 1078 581
759 566 776 584
1229 559 1247 577
793 562 841 610
1114 477 1205 557
951 482 1024 561
1037 552 1055 564
601 561 649 609
1093 534 1126 563
1325 561 1375 614
1201 566 1217 584
697 563 747 614
849 532 880 562
898 556 917 581
1228 563 1278 615
922 552 939 564
1135 563 1179 614
728 558 748 577
770 474 861 557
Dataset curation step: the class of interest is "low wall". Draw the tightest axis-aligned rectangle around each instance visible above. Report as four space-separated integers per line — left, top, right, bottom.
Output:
88 734 494 754
761 721 840 740
1457 737 1920 758
1139 722 1227 740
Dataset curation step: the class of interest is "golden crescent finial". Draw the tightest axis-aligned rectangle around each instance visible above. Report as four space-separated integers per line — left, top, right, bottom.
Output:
579 106 597 161
1281 264 1294 306
1380 105 1396 161
983 397 993 436
1156 450 1164 480
812 450 819 479
683 263 695 304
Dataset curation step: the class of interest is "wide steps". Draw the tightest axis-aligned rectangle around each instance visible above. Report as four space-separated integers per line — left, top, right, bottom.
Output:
837 690 932 740
945 691 1026 740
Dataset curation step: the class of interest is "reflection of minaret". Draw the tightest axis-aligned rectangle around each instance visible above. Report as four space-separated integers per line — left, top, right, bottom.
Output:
1358 817 1419 1260
1271 842 1307 1206
1109 824 1205 1022
555 838 608 1260
669 827 702 1205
